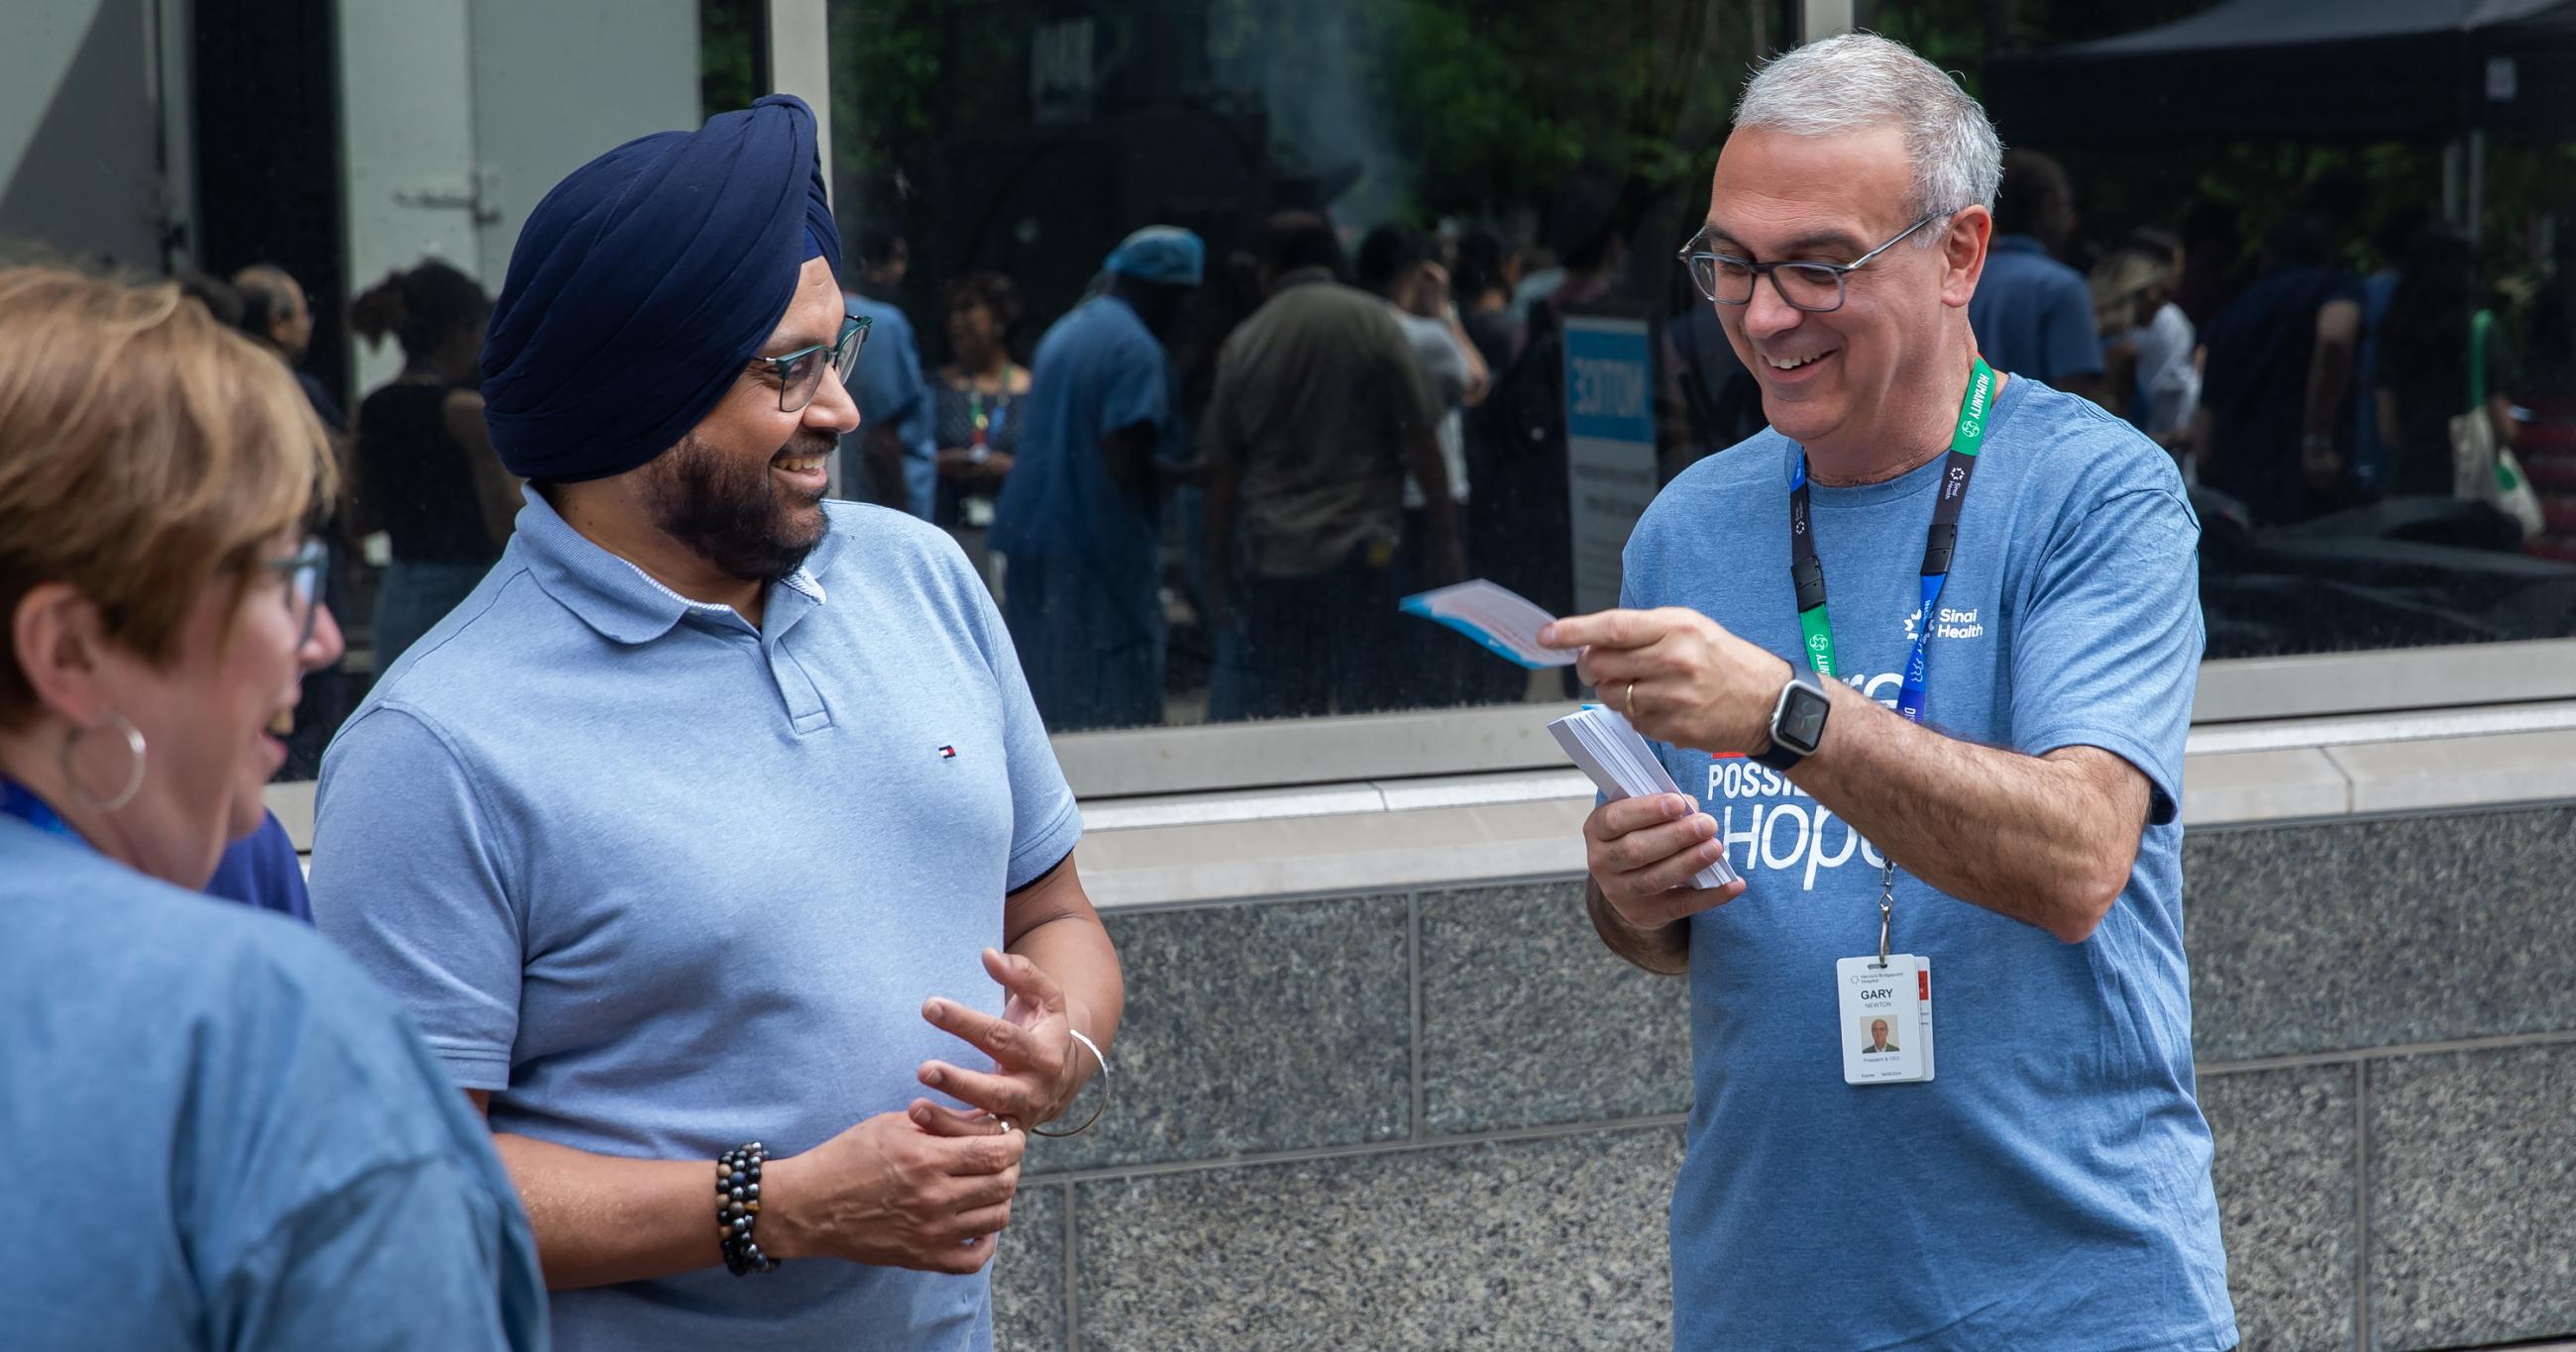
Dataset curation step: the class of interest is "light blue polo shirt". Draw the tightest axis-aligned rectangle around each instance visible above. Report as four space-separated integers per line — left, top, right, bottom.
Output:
310 488 1081 1352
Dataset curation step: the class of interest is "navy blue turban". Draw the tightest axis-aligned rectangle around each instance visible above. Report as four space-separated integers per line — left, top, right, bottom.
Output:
482 93 839 482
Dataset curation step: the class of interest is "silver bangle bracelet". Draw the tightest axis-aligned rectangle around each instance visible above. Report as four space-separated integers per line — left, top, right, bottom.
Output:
1030 1029 1110 1138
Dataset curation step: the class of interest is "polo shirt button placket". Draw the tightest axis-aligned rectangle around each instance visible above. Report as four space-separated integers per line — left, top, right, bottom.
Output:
766 640 831 735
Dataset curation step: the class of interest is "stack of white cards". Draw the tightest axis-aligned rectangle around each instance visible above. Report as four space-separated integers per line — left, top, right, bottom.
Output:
1546 705 1739 890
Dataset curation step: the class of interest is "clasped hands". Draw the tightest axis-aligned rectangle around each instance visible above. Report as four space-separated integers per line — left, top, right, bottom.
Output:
760 948 1087 1276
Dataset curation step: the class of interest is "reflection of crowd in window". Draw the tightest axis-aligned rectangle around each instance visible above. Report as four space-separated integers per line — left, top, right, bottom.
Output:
1944 155 2568 657
169 260 518 776
816 161 2572 732
173 150 2576 746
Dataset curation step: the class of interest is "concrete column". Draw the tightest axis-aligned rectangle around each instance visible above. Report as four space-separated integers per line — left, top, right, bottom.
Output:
1800 0 1855 43
767 0 832 191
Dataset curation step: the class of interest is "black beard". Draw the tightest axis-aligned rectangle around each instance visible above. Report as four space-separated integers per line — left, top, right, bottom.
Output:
643 430 832 582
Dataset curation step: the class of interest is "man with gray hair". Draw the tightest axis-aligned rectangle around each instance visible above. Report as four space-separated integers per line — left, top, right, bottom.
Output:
1540 34 2234 1349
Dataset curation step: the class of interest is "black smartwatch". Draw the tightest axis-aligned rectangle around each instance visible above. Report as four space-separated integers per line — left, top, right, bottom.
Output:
1755 665 1832 772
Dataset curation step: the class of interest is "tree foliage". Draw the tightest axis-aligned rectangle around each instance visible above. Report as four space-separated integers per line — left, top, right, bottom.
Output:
824 0 2572 295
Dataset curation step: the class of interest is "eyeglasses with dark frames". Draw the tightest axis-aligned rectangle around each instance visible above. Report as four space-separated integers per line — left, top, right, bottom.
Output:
1676 212 1949 313
257 537 330 650
751 312 872 412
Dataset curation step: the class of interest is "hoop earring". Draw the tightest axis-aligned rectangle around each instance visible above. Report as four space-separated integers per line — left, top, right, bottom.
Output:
61 714 148 814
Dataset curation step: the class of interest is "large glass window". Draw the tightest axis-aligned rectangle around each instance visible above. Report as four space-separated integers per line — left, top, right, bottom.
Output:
827 0 2576 736
3 0 2567 782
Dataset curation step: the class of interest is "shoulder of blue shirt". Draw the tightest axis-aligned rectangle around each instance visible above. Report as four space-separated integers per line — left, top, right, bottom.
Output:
11 822 436 1071
7 823 529 1305
351 497 987 726
1986 235 2084 276
1635 376 2188 548
811 497 986 588
1035 294 1154 364
202 810 314 923
845 291 916 339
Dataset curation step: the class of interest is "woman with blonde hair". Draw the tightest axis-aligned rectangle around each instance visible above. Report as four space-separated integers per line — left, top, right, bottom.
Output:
2090 230 2200 447
0 266 545 1348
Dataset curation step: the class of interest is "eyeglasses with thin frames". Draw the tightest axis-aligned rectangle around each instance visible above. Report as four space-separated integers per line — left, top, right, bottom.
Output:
258 537 329 650
752 312 872 413
1676 212 1948 313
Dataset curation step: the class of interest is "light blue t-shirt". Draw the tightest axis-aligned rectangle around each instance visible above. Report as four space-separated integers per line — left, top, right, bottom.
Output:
988 293 1168 570
1622 377 2234 1351
1969 236 2106 384
847 292 938 520
311 490 1082 1352
0 820 547 1351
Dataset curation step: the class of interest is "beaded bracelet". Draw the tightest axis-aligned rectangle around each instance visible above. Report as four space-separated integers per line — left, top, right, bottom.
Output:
716 1143 779 1275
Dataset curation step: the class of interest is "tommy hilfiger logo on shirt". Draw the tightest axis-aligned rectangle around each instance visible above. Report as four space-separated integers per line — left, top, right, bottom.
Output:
938 745 958 761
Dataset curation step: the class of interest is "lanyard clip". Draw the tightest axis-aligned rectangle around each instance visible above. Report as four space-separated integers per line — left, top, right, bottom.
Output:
1792 555 1827 612
1873 860 1894 968
1919 521 1958 577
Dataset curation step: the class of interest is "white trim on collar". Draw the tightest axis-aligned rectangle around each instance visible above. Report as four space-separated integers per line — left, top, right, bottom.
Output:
617 559 736 615
614 559 828 613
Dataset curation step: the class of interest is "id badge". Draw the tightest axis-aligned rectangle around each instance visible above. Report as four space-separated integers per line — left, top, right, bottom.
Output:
1838 954 1926 1085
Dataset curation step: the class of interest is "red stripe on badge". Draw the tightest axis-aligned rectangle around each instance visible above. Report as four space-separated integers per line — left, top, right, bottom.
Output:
1919 970 1930 1000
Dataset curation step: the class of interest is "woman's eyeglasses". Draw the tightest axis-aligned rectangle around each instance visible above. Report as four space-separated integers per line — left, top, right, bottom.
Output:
258 537 330 649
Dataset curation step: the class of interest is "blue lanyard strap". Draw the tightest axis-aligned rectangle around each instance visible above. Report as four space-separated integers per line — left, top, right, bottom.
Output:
1786 358 1993 726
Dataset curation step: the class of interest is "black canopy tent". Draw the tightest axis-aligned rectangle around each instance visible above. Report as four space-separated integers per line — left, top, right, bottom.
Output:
1982 0 2576 147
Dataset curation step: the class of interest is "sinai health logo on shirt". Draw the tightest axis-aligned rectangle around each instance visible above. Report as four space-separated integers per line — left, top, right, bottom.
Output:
1903 604 1986 643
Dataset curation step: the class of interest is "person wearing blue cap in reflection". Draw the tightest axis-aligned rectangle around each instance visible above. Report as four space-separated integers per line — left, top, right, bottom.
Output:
989 225 1205 730
308 94 1125 1352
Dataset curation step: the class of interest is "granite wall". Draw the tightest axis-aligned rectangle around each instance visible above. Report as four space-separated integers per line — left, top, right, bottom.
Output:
995 804 2576 1351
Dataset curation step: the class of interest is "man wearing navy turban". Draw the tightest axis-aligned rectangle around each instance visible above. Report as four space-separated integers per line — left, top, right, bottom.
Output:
311 95 1126 1352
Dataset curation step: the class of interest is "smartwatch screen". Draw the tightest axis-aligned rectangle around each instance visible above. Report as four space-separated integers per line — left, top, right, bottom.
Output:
1779 686 1829 751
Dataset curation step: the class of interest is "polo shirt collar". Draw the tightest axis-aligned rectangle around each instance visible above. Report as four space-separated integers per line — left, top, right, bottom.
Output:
511 487 829 645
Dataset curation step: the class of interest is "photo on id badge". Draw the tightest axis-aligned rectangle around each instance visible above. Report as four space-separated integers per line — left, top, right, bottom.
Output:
1857 1016 1901 1056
